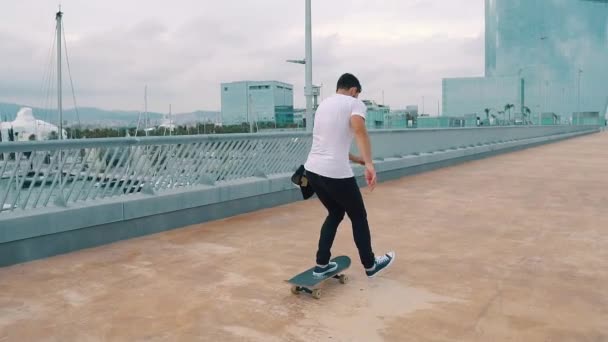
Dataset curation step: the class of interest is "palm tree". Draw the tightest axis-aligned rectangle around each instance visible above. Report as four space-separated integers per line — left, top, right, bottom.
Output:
504 104 515 124
484 108 491 125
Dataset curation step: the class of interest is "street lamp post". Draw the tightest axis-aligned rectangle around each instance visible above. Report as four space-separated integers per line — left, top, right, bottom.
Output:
539 36 549 126
287 0 314 132
305 0 313 132
577 68 583 116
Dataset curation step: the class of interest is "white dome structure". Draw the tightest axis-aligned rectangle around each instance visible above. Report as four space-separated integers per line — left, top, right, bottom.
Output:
0 107 67 141
158 114 176 131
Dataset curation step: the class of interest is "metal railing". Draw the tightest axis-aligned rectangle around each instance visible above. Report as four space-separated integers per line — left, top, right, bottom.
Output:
0 125 598 215
0 133 312 213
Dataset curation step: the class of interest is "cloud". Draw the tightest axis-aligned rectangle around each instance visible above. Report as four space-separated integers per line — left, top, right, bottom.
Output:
0 0 485 113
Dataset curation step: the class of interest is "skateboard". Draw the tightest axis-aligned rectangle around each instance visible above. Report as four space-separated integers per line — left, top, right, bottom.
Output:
286 255 351 299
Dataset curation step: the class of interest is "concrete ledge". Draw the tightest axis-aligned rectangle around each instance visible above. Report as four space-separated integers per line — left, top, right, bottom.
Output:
0 177 295 245
121 175 293 221
0 188 302 267
0 201 124 244
0 128 598 267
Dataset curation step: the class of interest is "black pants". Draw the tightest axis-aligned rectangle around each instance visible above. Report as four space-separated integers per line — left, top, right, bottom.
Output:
306 170 375 269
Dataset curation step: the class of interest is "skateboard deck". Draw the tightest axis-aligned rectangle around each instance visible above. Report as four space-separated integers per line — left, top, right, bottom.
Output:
286 255 351 299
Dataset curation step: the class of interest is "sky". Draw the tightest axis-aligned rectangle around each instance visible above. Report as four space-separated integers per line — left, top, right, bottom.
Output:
0 0 484 114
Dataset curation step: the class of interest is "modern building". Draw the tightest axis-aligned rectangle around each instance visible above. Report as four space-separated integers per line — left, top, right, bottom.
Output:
362 100 389 129
444 0 608 123
220 81 294 126
405 105 419 117
386 106 419 128
292 108 306 126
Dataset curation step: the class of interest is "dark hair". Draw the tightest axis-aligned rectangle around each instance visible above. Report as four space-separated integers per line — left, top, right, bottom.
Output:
336 73 362 92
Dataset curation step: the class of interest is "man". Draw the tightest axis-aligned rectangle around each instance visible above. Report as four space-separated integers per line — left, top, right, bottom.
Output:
304 73 395 278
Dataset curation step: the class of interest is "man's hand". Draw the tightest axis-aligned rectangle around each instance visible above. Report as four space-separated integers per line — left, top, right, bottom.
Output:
365 163 377 191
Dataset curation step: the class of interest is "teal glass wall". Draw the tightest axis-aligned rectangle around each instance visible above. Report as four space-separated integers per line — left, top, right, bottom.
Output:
485 0 607 118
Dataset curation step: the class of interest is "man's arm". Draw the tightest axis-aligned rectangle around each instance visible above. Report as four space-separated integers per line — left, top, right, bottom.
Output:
351 115 377 190
349 153 365 165
350 116 373 165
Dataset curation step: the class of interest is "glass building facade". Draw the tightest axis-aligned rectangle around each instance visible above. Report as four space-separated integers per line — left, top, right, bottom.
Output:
221 81 294 125
362 100 390 129
445 0 607 122
442 76 521 121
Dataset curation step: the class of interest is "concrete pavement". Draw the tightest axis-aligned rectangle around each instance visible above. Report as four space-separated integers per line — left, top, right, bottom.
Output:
0 133 606 341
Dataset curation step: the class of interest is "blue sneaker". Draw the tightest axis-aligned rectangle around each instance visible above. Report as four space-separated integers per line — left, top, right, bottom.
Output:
365 251 395 278
312 261 338 277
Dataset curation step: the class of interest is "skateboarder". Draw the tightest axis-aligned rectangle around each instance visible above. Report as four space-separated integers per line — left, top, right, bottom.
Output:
304 73 395 278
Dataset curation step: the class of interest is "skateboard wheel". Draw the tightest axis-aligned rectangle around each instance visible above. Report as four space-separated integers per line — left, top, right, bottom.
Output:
339 274 349 284
290 286 300 295
312 289 322 299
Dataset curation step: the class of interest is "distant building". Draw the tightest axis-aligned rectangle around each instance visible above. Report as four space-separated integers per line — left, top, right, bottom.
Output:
362 100 389 129
221 81 294 126
387 105 419 128
0 107 66 141
293 108 306 126
157 114 177 132
405 105 419 117
443 0 608 122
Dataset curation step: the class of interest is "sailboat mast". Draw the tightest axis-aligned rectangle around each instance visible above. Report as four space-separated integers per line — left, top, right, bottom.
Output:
56 8 63 140
144 85 148 130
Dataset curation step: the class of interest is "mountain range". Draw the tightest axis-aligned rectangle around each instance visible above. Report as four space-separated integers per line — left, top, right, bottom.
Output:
0 102 220 128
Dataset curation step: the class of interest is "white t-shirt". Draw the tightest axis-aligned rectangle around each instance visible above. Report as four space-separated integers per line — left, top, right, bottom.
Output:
304 94 367 179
